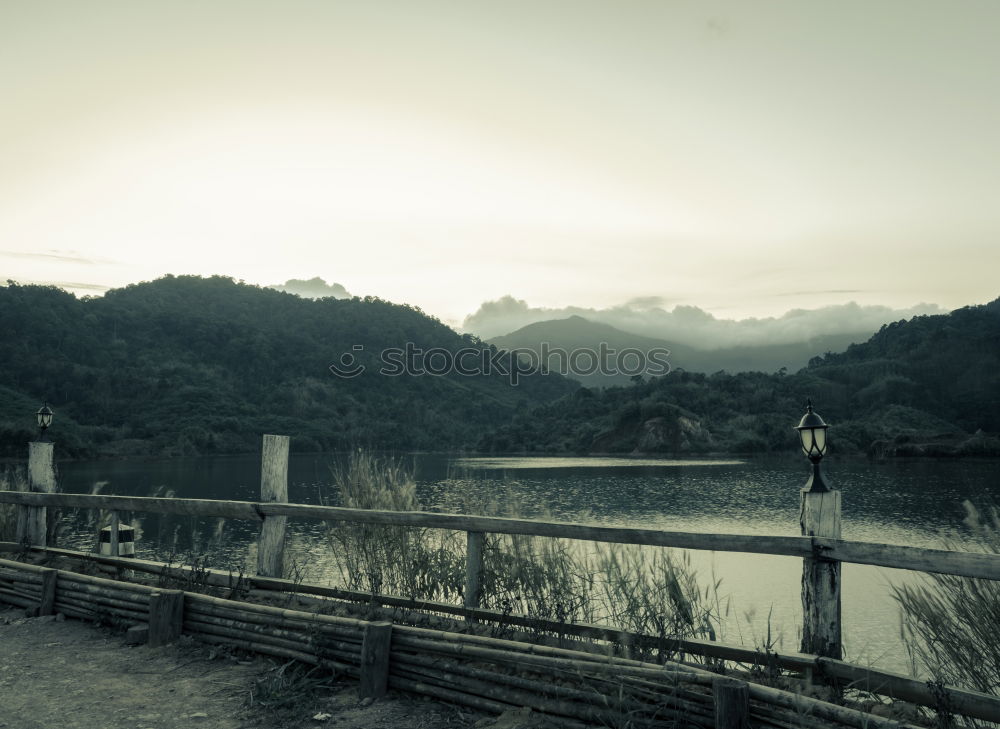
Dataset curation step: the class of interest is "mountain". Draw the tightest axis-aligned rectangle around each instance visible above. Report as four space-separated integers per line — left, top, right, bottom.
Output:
479 299 1000 456
489 316 863 383
0 276 575 458
490 316 688 386
464 295 944 344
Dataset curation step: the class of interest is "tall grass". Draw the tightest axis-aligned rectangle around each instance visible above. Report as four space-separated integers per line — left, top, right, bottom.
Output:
0 466 27 542
893 500 1000 695
322 450 465 601
322 450 718 655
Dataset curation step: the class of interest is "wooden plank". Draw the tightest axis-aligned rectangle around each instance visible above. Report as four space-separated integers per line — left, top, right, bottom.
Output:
800 488 841 659
464 531 484 613
0 492 262 521
148 590 185 647
54 567 157 595
257 434 289 578
0 588 34 609
0 491 812 555
818 539 1000 580
0 557 62 573
3 492 1000 580
359 621 393 699
745 681 906 729
184 592 369 631
818 658 1000 724
265 504 814 557
713 677 750 729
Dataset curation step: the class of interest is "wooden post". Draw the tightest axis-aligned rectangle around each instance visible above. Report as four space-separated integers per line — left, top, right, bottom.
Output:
257 434 289 578
25 568 58 618
464 531 485 616
148 589 185 647
713 676 750 729
800 486 842 659
109 511 120 557
25 441 56 546
15 505 28 545
359 621 393 699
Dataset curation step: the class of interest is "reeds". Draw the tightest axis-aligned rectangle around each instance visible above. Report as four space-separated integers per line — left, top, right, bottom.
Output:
321 450 718 656
322 450 466 602
893 500 1000 697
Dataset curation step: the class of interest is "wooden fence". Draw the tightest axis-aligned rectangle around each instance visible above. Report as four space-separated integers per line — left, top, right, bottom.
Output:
0 556 937 729
3 434 1000 724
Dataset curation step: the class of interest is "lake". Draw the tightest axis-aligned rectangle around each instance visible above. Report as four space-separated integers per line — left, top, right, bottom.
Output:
52 452 1000 675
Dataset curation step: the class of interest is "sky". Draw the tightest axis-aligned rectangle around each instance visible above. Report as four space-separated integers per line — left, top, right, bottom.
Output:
2 1 999 330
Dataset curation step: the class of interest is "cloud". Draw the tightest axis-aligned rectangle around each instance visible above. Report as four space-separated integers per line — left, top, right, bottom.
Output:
48 281 109 292
0 249 107 264
463 296 946 348
775 289 867 297
268 277 351 299
1 279 109 293
624 295 671 309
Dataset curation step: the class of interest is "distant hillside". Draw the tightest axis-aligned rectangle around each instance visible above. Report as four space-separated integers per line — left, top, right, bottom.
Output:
490 316 692 386
479 299 1000 456
490 315 862 383
0 276 575 458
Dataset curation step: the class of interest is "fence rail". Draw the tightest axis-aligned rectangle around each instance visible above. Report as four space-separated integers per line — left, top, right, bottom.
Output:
2 489 999 580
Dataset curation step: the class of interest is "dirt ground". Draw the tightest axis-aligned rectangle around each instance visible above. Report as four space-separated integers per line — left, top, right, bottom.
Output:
0 606 487 729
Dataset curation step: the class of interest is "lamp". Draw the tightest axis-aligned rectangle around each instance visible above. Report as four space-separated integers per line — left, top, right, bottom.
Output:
36 403 53 442
795 399 830 492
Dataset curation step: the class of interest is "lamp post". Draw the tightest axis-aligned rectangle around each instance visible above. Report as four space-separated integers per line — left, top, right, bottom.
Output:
23 404 57 548
36 403 53 442
796 399 842 660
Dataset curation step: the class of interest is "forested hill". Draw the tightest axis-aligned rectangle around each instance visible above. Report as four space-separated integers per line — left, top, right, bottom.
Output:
0 276 575 458
479 298 1000 456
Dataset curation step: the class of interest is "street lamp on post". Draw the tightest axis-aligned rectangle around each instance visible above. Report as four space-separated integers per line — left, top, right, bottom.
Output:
25 403 57 549
795 399 830 492
795 399 842 660
36 403 53 442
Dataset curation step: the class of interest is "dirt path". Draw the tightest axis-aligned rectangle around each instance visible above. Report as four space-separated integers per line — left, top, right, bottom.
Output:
0 607 483 729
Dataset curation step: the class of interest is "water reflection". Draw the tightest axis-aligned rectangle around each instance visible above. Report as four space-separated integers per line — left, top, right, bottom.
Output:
451 456 745 469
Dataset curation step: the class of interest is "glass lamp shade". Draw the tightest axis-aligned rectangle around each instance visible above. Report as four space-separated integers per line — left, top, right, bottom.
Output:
36 404 53 429
795 402 828 459
799 425 828 458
